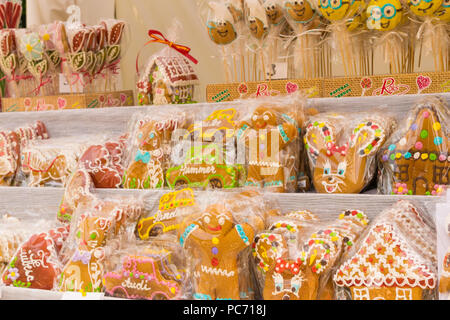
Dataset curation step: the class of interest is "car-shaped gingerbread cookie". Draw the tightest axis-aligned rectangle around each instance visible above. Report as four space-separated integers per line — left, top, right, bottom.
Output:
166 144 239 190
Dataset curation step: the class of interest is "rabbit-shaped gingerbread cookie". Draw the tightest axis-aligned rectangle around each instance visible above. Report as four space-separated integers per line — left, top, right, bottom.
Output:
305 114 392 193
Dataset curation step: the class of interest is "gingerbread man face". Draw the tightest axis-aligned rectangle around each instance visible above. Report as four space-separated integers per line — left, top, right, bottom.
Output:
198 204 234 236
305 116 390 193
285 0 316 22
251 106 279 129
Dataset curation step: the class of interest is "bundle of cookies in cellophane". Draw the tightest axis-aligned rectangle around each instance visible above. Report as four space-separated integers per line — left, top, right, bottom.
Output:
252 206 370 299
0 14 128 98
0 120 49 186
334 200 438 300
122 93 309 193
197 0 449 83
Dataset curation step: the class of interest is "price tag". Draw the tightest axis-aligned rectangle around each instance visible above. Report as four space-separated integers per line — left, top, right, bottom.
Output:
61 292 104 300
265 62 288 80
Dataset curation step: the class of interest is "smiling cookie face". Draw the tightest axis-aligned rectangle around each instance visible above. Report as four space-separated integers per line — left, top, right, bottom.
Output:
248 17 268 39
318 0 352 21
199 204 234 235
313 150 352 193
285 0 315 22
265 1 285 24
366 0 403 31
251 106 278 129
433 0 450 20
207 20 237 45
408 0 443 16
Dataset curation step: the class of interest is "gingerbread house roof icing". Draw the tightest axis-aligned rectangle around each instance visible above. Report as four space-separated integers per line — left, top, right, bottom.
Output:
148 55 199 87
334 222 436 290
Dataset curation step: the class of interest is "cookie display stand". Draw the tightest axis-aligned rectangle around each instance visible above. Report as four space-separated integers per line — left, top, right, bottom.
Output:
0 92 448 300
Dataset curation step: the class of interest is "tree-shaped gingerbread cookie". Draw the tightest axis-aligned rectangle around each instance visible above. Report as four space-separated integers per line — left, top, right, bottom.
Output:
179 203 255 300
380 97 449 195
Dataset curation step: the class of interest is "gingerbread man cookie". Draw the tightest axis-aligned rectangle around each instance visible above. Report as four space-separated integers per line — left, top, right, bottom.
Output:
305 113 394 193
379 97 449 195
179 203 255 300
237 105 298 192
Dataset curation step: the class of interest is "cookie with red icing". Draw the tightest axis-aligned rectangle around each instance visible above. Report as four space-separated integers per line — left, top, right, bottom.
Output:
2 227 67 290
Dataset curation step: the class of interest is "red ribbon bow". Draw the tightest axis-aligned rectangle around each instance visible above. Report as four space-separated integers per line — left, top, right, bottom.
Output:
136 29 198 74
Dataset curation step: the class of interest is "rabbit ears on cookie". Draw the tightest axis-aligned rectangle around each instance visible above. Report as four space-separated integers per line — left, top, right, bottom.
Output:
253 231 335 274
304 116 388 163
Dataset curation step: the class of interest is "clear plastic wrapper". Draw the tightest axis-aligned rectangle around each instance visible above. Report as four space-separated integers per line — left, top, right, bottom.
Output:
235 94 303 193
122 109 189 189
136 188 199 240
378 96 449 196
304 110 396 193
136 20 199 105
59 194 143 293
77 135 127 189
334 199 437 300
177 191 266 300
102 238 188 300
0 120 49 186
1 214 70 291
19 135 98 187
252 207 369 300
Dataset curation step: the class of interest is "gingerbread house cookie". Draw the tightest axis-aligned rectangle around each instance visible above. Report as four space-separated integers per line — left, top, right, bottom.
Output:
334 201 437 300
379 97 449 195
137 55 199 106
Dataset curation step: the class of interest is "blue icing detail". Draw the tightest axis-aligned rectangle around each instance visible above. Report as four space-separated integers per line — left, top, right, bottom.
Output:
404 152 412 159
264 180 282 187
180 223 197 246
278 125 289 143
194 293 212 300
388 144 396 152
237 124 249 140
236 224 249 244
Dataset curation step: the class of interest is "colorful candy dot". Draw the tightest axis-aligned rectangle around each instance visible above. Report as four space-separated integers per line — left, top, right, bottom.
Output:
439 154 446 162
414 152 420 160
433 122 441 131
423 111 430 118
404 152 412 159
212 247 219 255
382 155 389 161
388 144 396 151
421 153 428 160
390 154 396 161
395 153 402 159
212 237 219 245
434 137 443 146
420 130 428 139
410 124 417 131
415 142 423 150
429 153 437 161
